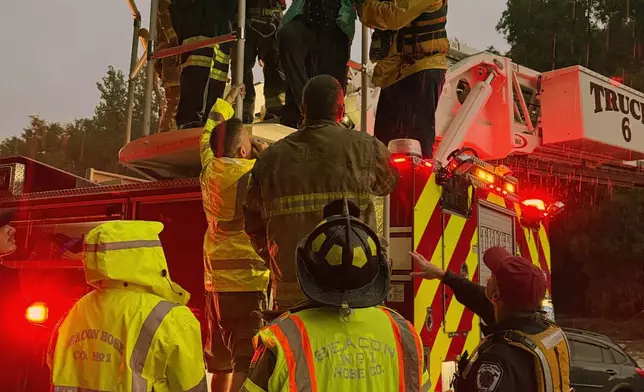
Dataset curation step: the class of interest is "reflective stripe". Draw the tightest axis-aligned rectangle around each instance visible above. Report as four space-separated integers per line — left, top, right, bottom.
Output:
531 343 554 392
240 378 268 392
265 192 373 218
422 381 432 392
185 55 213 68
85 240 161 253
211 58 229 73
131 301 178 392
209 258 267 270
271 315 317 391
53 387 108 392
382 308 422 392
184 375 208 392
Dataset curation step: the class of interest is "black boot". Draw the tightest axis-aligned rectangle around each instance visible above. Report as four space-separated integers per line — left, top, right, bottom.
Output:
175 66 209 128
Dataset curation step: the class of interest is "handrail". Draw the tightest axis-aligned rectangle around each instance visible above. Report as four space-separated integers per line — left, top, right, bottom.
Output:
142 0 160 137
124 0 143 145
137 0 371 139
152 33 237 60
126 0 141 20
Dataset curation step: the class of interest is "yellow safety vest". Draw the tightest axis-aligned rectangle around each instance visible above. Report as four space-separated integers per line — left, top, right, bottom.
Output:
243 306 431 392
463 324 572 392
48 221 207 392
200 99 270 292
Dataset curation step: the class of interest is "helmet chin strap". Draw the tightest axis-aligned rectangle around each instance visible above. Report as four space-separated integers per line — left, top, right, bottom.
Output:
339 300 352 320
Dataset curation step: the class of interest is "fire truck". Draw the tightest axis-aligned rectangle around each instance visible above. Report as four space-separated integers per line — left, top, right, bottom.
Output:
4 2 644 390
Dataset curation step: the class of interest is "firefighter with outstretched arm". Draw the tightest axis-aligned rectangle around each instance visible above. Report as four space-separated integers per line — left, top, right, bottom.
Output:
199 84 271 392
410 247 572 392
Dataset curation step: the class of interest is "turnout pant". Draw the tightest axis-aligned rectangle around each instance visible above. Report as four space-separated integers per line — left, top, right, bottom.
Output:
172 0 233 128
374 69 446 158
277 17 350 128
243 13 286 123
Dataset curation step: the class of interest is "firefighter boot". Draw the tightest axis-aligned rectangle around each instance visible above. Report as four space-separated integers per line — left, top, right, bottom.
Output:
243 100 256 124
176 66 210 129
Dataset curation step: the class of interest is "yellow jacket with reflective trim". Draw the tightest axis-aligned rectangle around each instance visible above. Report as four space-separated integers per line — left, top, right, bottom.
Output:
200 99 269 293
360 0 448 88
47 221 207 392
242 306 430 392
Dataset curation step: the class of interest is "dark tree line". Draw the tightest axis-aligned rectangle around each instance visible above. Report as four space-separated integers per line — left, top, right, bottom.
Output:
498 0 644 319
0 66 159 176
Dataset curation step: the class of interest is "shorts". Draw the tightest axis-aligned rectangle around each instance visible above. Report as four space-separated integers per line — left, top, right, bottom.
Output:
204 291 267 373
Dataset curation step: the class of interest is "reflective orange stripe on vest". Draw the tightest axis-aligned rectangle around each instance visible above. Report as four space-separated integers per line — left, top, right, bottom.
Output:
268 308 425 392
381 308 423 392
270 314 318 391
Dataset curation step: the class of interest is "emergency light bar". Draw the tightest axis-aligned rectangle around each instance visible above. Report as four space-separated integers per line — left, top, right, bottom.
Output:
465 158 519 202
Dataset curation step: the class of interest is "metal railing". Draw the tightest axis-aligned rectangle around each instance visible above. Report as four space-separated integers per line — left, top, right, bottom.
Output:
126 0 372 140
122 0 383 245
123 0 385 249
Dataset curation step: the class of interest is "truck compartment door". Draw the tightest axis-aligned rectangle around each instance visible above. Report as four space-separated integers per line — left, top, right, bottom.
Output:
477 202 516 287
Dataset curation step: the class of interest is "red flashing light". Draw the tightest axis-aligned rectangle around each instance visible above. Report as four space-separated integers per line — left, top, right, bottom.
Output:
26 302 49 324
488 184 494 189
393 157 407 163
502 190 508 195
636 367 644 378
522 199 547 211
610 76 624 86
423 161 433 168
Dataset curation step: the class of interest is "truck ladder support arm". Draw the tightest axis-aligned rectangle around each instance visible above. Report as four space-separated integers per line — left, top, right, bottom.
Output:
434 71 496 166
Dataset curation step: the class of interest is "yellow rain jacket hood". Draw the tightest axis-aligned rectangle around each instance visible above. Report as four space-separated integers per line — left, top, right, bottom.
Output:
84 220 189 305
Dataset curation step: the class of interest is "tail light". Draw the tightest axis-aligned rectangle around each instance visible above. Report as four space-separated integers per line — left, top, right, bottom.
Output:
26 302 49 324
636 367 644 378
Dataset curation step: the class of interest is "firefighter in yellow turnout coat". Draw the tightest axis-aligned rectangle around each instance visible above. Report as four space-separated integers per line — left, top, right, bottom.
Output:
411 247 571 392
200 85 271 392
241 199 431 392
47 220 207 392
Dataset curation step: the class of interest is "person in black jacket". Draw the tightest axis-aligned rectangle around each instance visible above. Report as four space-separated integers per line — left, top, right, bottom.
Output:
410 247 572 392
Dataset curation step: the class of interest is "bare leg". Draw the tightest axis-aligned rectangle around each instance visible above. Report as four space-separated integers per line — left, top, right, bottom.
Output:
211 372 231 392
229 372 248 392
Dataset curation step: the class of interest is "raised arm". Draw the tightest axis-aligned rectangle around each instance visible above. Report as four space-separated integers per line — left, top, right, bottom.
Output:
200 99 235 168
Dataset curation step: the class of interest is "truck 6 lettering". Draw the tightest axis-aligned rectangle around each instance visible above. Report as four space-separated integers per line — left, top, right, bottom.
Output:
589 81 638 142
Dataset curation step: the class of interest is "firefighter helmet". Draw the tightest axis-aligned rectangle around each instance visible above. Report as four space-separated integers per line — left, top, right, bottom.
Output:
295 199 390 308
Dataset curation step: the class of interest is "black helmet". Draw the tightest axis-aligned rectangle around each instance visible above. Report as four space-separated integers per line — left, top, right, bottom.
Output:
295 199 391 308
